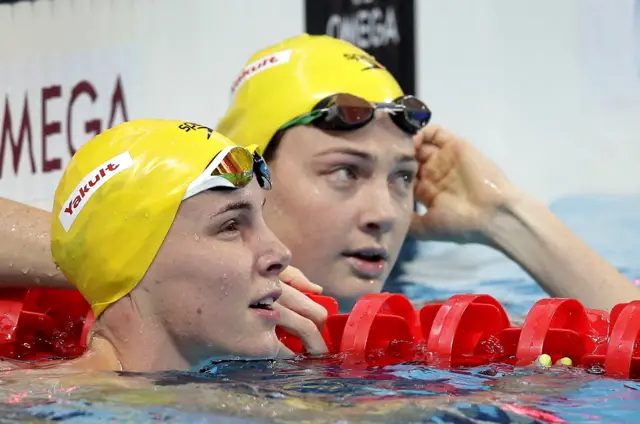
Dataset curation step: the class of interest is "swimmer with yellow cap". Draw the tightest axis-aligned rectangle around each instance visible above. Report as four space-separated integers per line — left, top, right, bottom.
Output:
45 119 320 372
217 34 429 311
0 34 637 344
215 33 640 314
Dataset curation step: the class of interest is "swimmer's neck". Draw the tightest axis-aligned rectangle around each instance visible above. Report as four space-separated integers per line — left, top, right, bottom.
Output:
82 301 194 373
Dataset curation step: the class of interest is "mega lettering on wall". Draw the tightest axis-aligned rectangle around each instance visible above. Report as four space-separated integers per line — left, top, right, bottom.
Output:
305 0 416 95
0 77 128 179
0 48 137 210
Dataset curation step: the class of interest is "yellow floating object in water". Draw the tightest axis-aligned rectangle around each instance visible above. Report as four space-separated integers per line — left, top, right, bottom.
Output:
557 357 573 366
538 354 552 367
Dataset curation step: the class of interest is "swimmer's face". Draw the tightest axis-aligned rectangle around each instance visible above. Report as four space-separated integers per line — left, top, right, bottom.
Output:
264 113 417 304
143 179 291 364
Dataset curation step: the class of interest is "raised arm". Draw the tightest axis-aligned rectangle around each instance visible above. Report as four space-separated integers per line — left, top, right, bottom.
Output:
410 126 639 311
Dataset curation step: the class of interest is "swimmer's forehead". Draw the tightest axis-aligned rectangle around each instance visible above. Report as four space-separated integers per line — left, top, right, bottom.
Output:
301 118 417 165
180 181 267 220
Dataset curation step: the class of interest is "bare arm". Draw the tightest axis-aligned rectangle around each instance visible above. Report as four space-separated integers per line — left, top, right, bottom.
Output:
487 193 640 310
0 197 71 289
411 125 638 311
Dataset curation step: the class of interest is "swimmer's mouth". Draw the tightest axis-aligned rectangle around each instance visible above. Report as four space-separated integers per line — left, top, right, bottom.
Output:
249 291 281 310
342 248 389 263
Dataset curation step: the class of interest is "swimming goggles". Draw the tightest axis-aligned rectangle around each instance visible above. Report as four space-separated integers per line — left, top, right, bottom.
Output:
279 93 432 135
183 145 272 200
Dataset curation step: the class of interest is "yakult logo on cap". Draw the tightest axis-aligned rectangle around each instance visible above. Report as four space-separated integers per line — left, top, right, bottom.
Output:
231 49 293 94
58 151 134 232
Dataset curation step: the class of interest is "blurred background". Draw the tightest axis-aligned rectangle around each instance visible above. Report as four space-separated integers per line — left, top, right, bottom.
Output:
1 0 639 309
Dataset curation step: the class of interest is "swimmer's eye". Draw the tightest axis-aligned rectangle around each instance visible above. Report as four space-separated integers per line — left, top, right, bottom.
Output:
391 170 416 189
328 166 358 183
220 219 239 234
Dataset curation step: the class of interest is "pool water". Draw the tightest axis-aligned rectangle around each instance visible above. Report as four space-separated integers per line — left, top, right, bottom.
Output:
1 195 639 423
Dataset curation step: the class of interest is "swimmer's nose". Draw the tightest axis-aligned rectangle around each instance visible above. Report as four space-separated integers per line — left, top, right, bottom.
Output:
360 188 395 236
257 232 292 276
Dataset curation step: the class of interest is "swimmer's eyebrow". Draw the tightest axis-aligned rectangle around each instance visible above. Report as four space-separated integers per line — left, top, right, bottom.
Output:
213 200 253 217
316 147 416 164
397 154 418 164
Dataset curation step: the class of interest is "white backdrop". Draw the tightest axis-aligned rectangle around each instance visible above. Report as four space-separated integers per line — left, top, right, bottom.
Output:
1 0 639 211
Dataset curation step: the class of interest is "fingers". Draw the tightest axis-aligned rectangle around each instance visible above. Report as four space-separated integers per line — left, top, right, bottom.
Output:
279 266 323 294
415 135 456 188
416 142 439 163
414 179 440 206
414 125 458 148
273 302 328 355
415 139 441 184
414 125 444 148
414 127 452 185
274 266 330 356
414 124 439 149
417 150 454 189
277 284 328 328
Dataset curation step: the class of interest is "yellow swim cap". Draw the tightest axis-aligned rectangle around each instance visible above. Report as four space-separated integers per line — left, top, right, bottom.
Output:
51 119 238 317
216 34 404 154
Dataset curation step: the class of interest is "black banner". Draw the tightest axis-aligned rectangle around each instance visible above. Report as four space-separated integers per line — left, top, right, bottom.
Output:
305 0 416 95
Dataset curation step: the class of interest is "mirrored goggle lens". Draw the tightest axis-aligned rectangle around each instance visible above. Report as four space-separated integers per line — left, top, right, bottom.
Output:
211 146 255 187
331 93 374 125
399 96 432 129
